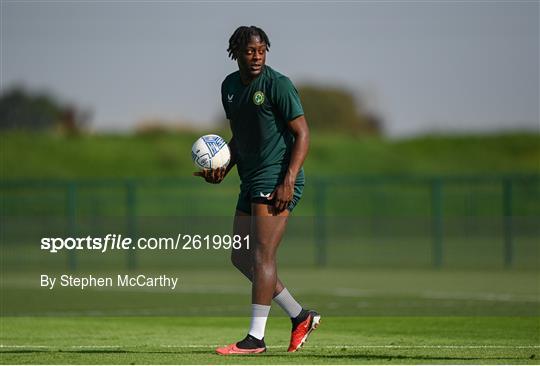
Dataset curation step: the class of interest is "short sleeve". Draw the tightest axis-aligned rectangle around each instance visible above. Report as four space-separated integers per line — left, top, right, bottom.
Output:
271 76 304 122
221 80 230 119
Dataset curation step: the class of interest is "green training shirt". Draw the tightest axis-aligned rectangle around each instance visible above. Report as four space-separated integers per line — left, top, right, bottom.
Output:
221 65 305 187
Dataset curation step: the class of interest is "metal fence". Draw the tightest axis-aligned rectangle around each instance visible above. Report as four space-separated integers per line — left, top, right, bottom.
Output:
1 174 539 270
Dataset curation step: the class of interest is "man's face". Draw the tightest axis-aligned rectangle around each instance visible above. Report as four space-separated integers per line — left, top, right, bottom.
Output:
237 35 267 78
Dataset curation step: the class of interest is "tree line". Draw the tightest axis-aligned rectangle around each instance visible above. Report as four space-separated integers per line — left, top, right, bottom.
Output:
0 85 382 135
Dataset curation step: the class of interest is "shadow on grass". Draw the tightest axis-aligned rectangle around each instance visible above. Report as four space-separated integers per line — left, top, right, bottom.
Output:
187 350 530 361
309 353 527 361
0 349 532 362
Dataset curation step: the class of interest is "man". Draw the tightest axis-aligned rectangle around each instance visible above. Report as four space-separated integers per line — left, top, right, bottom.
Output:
194 25 320 355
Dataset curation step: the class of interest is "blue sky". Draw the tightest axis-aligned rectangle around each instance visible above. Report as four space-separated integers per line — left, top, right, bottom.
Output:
2 1 538 136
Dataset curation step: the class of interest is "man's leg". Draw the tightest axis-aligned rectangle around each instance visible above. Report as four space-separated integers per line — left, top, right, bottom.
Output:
231 207 310 316
249 203 289 305
230 209 285 297
240 203 289 343
249 203 321 353
217 207 290 355
217 206 319 355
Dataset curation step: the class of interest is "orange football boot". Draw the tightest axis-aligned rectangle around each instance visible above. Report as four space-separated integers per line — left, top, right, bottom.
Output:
216 335 266 355
287 310 321 352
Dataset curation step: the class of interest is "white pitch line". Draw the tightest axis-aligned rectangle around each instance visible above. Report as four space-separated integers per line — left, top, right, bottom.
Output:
162 345 540 349
2 344 539 349
24 345 124 348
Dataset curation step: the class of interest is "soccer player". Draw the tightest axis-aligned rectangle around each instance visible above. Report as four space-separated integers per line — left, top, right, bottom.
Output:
194 25 320 355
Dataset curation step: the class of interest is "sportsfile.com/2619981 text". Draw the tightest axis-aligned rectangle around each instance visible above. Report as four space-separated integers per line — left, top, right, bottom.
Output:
40 234 250 253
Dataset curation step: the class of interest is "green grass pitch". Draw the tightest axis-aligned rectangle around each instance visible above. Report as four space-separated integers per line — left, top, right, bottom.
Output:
1 316 539 364
1 268 539 363
1 132 539 364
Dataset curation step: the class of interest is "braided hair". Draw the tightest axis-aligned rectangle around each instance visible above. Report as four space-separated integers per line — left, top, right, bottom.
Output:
227 26 271 60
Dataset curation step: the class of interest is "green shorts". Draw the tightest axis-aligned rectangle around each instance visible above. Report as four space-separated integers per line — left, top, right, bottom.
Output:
236 176 304 214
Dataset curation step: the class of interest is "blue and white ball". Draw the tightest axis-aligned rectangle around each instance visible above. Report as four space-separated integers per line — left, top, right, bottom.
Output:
191 134 231 170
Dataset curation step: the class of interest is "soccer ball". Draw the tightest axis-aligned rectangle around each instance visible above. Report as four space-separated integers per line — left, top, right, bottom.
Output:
191 134 231 170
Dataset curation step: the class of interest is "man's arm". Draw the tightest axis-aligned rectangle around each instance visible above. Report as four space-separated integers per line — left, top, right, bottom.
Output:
284 116 309 188
271 115 310 212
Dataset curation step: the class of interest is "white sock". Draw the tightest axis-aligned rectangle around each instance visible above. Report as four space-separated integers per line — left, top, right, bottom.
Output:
248 304 271 340
273 288 303 318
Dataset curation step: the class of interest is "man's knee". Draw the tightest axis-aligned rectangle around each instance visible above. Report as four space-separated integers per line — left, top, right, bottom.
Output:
253 245 276 267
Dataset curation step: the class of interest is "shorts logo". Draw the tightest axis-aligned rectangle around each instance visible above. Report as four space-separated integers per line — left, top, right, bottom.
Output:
253 91 265 106
259 192 271 198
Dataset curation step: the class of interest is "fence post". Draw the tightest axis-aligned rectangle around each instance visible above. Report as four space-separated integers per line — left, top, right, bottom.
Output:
66 182 77 271
126 180 137 270
431 178 443 268
502 178 513 267
314 178 327 267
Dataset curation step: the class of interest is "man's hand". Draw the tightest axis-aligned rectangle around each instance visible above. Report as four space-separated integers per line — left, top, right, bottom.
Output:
193 167 227 184
269 180 294 213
